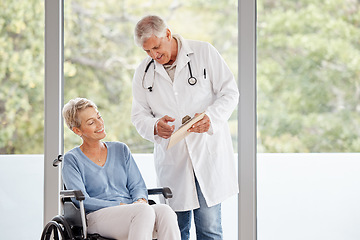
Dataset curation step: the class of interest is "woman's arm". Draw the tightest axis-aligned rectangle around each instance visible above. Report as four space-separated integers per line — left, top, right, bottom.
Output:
123 144 148 203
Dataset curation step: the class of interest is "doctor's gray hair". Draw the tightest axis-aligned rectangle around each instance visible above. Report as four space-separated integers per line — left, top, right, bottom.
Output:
134 15 169 47
62 97 98 131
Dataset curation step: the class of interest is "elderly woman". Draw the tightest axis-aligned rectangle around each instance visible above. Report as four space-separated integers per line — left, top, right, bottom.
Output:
62 97 181 240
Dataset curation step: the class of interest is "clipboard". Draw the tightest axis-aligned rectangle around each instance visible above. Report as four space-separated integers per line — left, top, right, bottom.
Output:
167 112 206 150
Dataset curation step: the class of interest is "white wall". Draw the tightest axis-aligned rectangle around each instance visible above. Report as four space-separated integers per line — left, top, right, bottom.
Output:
2 153 359 240
257 153 360 240
0 155 44 240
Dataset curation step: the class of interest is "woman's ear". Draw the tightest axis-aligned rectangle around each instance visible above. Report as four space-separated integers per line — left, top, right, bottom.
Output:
72 127 82 137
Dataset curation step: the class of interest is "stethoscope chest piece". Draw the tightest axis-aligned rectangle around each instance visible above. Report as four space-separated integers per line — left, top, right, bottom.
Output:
186 61 197 86
188 77 197 85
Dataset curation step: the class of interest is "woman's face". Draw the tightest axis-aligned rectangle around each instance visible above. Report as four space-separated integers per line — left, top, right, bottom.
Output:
74 107 106 142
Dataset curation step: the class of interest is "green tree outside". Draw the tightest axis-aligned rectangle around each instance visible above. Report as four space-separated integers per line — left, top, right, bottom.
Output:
2 0 358 154
257 0 360 152
0 0 44 153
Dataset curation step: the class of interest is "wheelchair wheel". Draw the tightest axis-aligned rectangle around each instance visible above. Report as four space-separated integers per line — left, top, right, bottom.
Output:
41 215 77 240
41 220 67 240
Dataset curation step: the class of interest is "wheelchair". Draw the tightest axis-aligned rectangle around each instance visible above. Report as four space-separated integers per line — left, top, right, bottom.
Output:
41 155 173 240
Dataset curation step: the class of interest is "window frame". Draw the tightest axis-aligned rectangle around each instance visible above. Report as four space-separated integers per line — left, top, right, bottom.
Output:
43 0 64 224
238 1 257 239
43 1 257 239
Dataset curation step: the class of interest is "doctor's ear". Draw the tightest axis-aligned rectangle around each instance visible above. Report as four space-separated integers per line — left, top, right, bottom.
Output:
166 28 172 40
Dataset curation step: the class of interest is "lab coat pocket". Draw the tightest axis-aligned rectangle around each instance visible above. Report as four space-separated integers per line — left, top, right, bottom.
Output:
192 73 211 93
205 132 220 159
154 141 175 166
188 74 213 110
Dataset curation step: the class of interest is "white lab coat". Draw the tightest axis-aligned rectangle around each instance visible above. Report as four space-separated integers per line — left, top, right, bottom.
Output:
131 35 239 211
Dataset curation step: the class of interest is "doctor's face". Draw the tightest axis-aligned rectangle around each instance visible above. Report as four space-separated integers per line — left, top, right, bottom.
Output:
142 30 175 65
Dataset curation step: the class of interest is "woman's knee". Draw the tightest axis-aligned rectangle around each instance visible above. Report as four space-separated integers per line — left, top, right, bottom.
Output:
153 204 177 222
134 203 156 221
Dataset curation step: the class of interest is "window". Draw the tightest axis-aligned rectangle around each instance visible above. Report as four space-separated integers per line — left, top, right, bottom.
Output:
0 1 45 239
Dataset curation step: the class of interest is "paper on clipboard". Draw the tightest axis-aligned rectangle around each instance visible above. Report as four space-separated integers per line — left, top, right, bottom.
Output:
167 112 206 150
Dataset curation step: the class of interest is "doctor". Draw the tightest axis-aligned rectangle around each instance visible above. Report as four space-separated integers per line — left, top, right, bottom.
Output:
131 15 239 240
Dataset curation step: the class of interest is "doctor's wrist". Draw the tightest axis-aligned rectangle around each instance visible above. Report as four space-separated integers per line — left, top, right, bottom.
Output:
154 119 160 135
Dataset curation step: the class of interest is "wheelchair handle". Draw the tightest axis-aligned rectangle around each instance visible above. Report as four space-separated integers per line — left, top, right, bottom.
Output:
148 187 173 199
53 155 63 167
60 190 85 201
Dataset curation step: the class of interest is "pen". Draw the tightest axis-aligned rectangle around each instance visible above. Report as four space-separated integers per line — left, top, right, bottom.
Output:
204 68 206 79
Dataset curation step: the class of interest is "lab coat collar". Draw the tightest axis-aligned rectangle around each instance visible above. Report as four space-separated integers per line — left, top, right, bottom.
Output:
173 34 194 72
174 34 194 56
153 59 172 82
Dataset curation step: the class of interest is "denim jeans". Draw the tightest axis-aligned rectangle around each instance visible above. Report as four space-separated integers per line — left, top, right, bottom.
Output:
176 178 223 240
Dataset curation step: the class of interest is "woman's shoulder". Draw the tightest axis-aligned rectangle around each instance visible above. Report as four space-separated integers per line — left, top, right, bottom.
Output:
63 147 83 168
64 146 80 160
106 141 130 153
106 141 127 148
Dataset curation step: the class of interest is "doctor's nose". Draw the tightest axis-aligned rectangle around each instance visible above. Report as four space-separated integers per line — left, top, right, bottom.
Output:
148 50 159 59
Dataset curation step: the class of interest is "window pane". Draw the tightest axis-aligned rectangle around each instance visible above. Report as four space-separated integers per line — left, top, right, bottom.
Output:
63 0 238 153
0 0 44 154
257 0 360 153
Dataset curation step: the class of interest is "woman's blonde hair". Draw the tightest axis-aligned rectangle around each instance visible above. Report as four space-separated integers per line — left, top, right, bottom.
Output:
62 98 97 131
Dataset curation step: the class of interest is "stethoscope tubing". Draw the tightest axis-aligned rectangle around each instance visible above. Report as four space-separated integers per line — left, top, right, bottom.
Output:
142 58 198 92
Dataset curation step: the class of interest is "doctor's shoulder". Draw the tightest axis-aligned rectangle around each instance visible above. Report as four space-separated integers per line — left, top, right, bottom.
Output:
131 57 149 83
186 39 216 57
186 38 213 48
136 56 153 71
133 57 153 79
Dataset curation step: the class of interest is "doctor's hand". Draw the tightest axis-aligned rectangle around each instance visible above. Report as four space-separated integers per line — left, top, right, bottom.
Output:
188 113 211 133
154 115 175 139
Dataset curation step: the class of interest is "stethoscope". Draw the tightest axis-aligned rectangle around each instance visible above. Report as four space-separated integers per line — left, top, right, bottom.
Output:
142 57 198 92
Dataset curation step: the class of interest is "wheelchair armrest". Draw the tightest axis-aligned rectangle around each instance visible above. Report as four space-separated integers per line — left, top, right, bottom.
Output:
60 189 88 238
148 187 173 199
60 190 85 201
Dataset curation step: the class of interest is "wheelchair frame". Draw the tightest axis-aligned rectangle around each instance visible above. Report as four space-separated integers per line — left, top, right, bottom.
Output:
41 155 173 240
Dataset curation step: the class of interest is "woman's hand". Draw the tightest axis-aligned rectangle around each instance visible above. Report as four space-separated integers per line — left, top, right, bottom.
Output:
134 198 147 204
